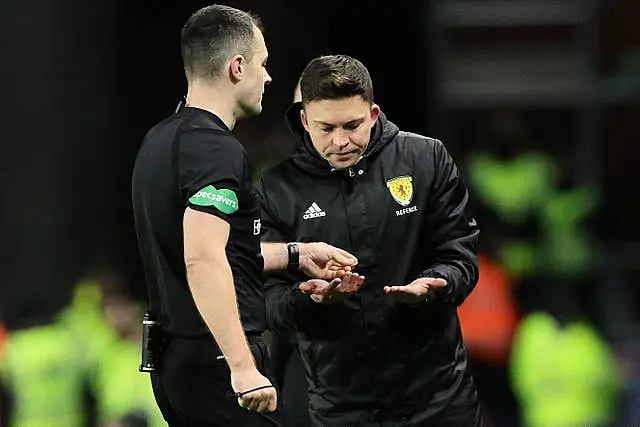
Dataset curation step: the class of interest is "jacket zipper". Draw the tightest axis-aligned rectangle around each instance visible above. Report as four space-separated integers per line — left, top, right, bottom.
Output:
340 168 371 355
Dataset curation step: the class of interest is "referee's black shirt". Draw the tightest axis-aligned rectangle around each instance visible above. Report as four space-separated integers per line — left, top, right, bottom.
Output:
132 107 265 338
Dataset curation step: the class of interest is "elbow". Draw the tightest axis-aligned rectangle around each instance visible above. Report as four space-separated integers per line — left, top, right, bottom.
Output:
184 249 227 275
461 257 480 298
452 262 479 307
468 258 480 288
184 256 205 274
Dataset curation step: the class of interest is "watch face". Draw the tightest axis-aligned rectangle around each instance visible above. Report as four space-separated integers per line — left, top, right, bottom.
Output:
287 242 300 270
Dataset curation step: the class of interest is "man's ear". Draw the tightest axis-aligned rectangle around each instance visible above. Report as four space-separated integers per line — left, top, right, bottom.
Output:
300 109 310 132
369 104 381 127
229 55 244 82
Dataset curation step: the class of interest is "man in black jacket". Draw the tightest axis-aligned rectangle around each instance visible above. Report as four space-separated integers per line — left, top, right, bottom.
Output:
257 55 482 426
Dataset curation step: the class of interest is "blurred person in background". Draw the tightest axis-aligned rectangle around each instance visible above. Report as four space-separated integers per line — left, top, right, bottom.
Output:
0 301 89 427
258 54 482 426
58 264 121 423
457 252 520 426
465 110 600 309
131 5 356 426
510 281 622 427
85 264 165 427
465 110 559 281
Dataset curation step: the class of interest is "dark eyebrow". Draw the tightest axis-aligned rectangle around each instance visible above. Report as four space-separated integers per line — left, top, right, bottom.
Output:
314 121 334 127
344 118 364 126
314 118 365 127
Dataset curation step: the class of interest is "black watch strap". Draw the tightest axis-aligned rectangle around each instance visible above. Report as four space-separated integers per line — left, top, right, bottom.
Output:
287 242 300 272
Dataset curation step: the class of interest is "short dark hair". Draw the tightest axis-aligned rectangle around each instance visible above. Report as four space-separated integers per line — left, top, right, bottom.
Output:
300 55 374 105
181 4 263 81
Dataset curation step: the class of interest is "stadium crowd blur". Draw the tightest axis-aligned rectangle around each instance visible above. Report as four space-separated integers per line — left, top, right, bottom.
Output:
1 1 639 426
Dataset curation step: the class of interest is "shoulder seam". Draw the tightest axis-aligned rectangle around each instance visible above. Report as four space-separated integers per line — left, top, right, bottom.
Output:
399 131 440 145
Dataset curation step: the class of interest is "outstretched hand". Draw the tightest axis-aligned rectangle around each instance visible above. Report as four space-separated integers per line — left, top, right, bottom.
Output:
299 242 358 279
299 272 365 305
383 277 447 305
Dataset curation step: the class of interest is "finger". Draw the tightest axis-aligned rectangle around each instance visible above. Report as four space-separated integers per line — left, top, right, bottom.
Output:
245 388 273 412
324 267 348 280
267 389 278 412
301 262 324 279
237 397 246 409
337 273 362 293
327 261 340 270
299 281 316 293
328 263 352 273
323 270 339 280
323 277 342 294
384 285 408 293
335 275 352 291
385 285 423 297
255 393 270 413
425 278 448 288
335 281 353 293
329 266 352 275
248 400 260 412
332 248 358 266
241 396 258 411
299 279 329 294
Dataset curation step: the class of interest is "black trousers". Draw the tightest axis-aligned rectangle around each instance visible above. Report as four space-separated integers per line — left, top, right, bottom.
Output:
150 335 284 427
281 347 311 427
269 332 311 427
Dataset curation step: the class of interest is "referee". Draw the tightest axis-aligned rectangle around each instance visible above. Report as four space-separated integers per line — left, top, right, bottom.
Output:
132 5 356 426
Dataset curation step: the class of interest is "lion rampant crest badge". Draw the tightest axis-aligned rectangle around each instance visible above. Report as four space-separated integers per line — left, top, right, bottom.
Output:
386 175 413 207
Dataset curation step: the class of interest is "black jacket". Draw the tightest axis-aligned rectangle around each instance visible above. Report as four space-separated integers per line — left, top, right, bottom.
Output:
257 103 482 426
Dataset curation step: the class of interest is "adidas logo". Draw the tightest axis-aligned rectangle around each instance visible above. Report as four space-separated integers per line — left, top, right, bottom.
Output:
303 202 326 220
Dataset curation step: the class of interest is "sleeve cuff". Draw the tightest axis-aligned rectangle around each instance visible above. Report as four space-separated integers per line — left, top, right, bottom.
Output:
290 284 329 324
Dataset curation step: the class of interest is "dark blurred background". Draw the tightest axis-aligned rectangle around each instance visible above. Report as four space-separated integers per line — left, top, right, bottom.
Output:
1 1 639 426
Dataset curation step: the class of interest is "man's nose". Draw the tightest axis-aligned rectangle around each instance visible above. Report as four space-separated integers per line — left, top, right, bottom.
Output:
332 129 350 148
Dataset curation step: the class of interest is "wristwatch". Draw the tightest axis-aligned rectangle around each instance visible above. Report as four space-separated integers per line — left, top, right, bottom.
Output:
287 242 300 272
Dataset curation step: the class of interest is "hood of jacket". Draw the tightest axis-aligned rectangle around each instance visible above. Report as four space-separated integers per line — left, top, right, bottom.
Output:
285 101 400 176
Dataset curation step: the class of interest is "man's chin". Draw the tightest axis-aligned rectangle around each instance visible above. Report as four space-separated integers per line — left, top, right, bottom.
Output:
328 156 359 170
